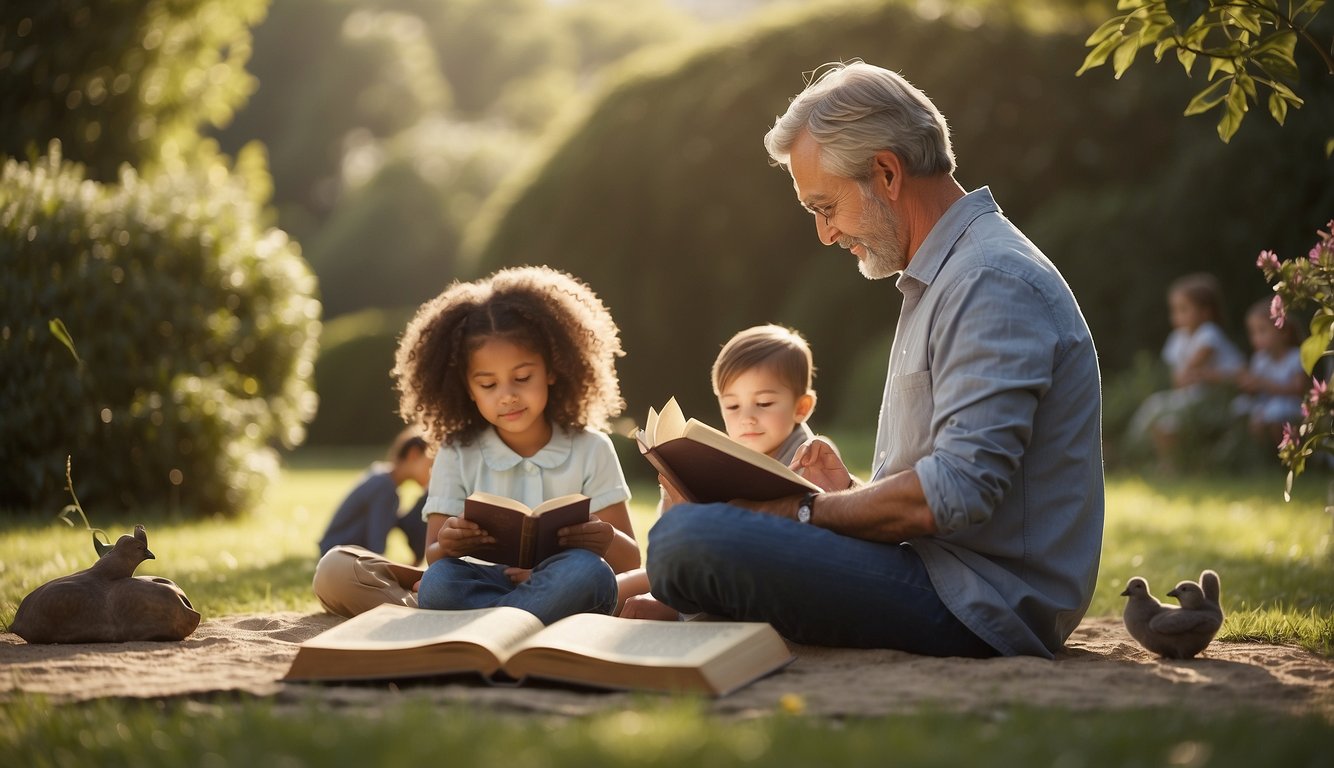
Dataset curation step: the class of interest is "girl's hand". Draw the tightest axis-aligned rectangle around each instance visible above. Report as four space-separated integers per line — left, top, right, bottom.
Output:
791 437 851 492
559 515 613 556
504 567 532 585
435 515 494 558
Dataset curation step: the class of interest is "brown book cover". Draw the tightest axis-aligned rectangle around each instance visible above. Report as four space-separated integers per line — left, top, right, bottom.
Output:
283 604 794 697
463 492 590 569
636 398 820 504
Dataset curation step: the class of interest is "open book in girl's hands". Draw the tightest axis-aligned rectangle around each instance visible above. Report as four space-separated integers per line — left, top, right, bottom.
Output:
283 603 794 696
635 397 820 504
463 492 590 569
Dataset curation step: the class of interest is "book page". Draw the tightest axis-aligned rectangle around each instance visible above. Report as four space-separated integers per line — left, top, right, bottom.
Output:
652 397 688 444
511 614 774 666
532 493 590 516
302 604 543 657
644 406 659 445
467 491 532 515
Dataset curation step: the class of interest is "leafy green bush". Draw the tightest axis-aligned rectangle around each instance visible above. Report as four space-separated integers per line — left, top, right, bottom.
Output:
0 0 266 181
464 0 1334 425
306 307 415 446
0 143 320 516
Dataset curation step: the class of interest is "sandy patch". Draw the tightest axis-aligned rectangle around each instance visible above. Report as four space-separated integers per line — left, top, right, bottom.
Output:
2 614 1330 718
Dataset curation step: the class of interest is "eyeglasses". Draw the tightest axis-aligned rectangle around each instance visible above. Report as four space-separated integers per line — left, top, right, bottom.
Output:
800 199 837 225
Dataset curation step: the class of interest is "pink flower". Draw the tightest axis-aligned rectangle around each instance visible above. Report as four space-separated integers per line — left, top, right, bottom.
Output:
1270 294 1285 327
1311 246 1322 264
1256 249 1280 270
1312 377 1327 400
1279 422 1296 451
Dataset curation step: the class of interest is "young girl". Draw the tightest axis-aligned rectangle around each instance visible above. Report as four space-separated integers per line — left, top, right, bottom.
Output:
619 324 834 620
311 266 638 623
1233 299 1306 447
1127 273 1245 466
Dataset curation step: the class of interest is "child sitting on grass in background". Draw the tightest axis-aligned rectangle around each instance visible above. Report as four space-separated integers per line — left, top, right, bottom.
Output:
618 324 834 620
312 266 639 623
317 429 432 565
1232 299 1306 450
1127 272 1244 470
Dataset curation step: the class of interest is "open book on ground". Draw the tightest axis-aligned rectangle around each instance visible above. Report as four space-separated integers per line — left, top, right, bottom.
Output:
636 397 821 504
283 603 794 696
463 492 589 569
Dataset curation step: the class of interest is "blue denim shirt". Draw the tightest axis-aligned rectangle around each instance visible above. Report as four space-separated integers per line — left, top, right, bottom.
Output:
871 187 1104 658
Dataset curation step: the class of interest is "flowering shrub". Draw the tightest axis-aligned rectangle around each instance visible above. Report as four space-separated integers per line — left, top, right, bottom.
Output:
1256 221 1334 489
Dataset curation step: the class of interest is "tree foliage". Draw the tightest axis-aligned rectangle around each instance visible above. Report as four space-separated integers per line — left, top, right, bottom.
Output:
0 0 267 181
1078 0 1333 151
213 0 698 328
0 143 320 516
464 0 1334 433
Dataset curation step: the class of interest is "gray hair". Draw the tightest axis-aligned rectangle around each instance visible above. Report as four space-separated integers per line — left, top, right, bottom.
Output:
764 61 955 180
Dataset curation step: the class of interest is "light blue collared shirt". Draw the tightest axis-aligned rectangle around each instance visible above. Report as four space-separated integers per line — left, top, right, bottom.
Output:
872 187 1105 658
423 426 631 518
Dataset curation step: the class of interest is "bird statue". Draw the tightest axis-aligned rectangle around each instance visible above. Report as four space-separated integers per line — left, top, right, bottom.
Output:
1120 570 1224 660
9 524 200 643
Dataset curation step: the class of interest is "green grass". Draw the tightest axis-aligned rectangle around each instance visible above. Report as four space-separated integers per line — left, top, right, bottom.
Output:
2 698 1333 768
3 449 1333 765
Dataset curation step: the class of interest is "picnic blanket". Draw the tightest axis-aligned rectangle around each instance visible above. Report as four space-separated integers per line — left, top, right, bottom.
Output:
2 615 1331 718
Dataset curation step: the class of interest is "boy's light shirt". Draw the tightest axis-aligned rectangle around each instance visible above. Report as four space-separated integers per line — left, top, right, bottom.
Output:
422 425 630 519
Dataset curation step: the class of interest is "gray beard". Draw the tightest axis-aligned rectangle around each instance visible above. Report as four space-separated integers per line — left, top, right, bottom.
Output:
849 189 908 279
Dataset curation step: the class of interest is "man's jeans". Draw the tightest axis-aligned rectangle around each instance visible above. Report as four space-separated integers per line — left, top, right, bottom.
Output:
647 503 996 657
417 548 616 625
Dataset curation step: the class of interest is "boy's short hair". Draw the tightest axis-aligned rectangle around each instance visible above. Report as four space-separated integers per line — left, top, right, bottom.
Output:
711 325 815 397
388 428 429 462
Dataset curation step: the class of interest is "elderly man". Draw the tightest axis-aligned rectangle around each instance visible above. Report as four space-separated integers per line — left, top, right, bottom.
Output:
644 62 1104 658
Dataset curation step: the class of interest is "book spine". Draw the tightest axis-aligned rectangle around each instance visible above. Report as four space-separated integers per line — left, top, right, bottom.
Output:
519 518 535 569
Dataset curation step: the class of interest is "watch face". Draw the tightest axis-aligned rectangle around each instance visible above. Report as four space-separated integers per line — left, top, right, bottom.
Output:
797 503 812 524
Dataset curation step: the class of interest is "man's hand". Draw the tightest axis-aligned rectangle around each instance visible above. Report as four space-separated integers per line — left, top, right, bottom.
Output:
559 515 613 556
435 515 493 558
504 567 532 584
791 437 851 491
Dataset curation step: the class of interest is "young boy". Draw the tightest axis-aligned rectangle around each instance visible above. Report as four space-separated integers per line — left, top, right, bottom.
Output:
317 429 433 565
618 324 832 619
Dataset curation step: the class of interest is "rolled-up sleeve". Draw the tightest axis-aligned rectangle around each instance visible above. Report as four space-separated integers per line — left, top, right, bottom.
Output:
915 265 1058 535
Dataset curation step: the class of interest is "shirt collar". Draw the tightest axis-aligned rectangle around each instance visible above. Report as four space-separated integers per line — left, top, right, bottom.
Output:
478 424 573 471
900 186 999 291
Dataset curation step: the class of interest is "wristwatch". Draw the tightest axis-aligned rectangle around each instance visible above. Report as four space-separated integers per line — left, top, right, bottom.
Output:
796 491 818 524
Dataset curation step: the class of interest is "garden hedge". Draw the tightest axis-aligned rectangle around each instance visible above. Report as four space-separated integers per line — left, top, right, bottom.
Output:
0 143 320 516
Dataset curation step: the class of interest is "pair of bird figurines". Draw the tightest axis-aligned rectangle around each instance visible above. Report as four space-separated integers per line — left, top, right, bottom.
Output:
9 525 200 643
1121 569 1223 659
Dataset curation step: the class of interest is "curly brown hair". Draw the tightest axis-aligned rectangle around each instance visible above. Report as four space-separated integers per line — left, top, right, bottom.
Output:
393 266 625 446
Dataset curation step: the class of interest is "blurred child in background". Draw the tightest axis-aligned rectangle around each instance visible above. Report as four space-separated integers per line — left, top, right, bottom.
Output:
1127 273 1245 468
1232 299 1306 449
317 429 431 564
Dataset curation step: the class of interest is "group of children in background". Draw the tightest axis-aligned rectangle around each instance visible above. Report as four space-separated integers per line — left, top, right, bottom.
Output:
315 265 829 627
1129 272 1308 471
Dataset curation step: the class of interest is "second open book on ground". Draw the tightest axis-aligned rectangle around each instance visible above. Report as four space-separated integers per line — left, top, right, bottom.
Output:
283 603 794 696
636 397 820 503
